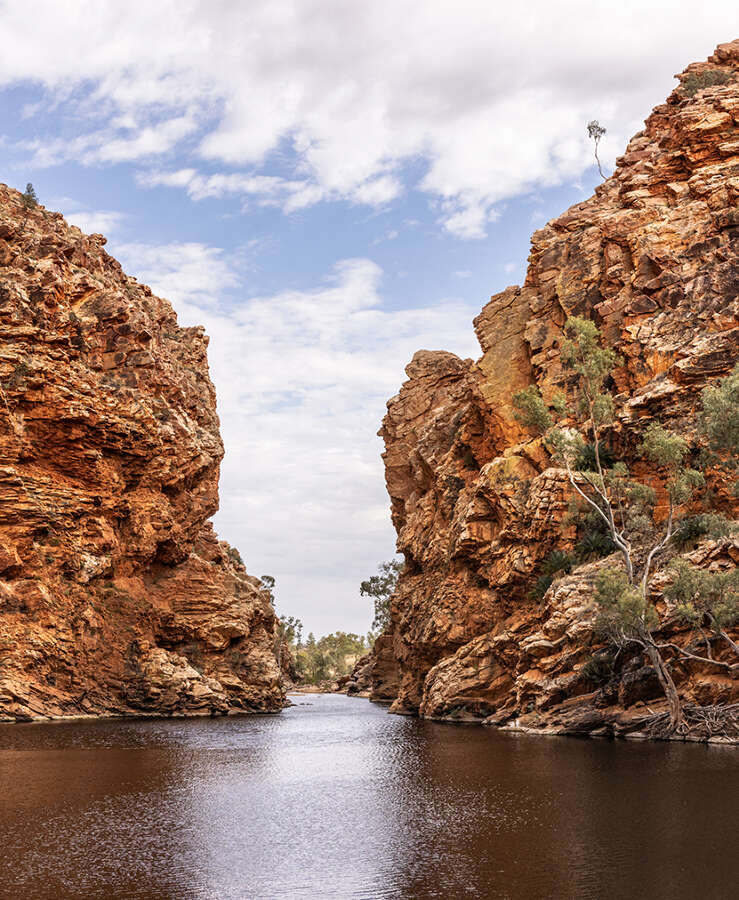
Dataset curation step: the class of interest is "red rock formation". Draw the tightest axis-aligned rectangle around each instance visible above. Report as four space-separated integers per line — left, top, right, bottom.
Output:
0 186 283 721
372 42 739 736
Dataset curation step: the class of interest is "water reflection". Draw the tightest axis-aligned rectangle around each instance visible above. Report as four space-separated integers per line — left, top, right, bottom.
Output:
0 695 736 899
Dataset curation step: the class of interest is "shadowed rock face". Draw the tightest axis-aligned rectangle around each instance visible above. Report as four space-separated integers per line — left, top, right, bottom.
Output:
0 186 283 721
370 42 739 735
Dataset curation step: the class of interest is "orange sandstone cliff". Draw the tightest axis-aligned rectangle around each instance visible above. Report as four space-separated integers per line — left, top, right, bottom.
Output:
0 187 283 721
361 42 739 736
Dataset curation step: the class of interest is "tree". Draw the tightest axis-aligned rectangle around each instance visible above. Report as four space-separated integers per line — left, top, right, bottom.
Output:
665 560 738 657
700 363 739 492
360 559 403 632
291 631 368 685
587 120 607 180
22 183 38 210
20 182 38 232
277 615 303 648
513 316 736 735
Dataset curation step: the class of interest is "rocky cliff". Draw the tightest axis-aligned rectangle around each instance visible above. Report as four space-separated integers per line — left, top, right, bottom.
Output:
369 42 739 737
0 186 283 721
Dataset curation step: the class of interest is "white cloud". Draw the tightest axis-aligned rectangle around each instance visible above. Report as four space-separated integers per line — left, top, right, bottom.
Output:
63 208 126 236
115 241 242 309
2 1 735 235
111 240 479 633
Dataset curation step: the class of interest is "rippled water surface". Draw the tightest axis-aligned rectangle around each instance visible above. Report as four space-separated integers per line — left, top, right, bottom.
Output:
0 694 737 899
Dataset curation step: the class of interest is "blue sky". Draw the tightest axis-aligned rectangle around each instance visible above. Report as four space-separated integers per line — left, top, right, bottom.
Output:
0 2 735 634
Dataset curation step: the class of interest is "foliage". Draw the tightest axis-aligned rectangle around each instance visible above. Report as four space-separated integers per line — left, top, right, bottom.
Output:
580 650 616 685
360 558 403 632
270 573 369 684
512 384 553 433
593 567 658 641
225 545 243 567
700 363 739 490
680 69 733 97
293 631 370 684
21 182 38 209
665 559 739 634
575 527 617 562
277 615 303 647
671 513 735 549
512 314 737 733
574 441 614 472
529 550 571 600
259 573 275 594
541 550 572 578
587 120 607 179
529 574 554 601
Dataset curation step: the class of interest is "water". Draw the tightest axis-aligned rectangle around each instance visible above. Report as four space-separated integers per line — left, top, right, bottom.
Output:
0 694 736 900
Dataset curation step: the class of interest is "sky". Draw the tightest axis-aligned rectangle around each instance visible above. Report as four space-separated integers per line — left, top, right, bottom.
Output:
0 2 736 634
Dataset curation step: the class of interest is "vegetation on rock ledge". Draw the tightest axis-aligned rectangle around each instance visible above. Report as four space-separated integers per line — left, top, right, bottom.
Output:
514 319 738 738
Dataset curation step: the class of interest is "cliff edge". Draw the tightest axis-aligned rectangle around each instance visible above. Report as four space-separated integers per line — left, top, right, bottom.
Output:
0 186 283 720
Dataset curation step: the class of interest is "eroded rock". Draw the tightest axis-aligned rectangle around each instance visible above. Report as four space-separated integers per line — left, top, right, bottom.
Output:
372 42 739 736
0 187 283 721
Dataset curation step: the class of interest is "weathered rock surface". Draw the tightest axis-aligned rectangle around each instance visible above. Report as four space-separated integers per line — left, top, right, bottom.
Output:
0 186 283 721
368 42 739 736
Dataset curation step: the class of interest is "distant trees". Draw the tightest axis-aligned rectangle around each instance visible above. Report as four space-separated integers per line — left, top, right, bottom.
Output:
360 558 403 632
293 631 369 684
513 317 737 736
266 575 369 685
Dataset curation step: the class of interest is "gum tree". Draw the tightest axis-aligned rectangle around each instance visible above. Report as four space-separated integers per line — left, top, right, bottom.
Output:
513 317 736 734
587 120 607 179
360 559 403 632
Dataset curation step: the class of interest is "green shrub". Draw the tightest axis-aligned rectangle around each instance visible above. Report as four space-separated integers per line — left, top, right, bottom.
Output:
529 550 572 601
541 550 572 578
575 529 616 561
573 441 615 472
226 546 244 567
672 513 734 549
529 574 553 601
681 69 733 97
581 651 616 685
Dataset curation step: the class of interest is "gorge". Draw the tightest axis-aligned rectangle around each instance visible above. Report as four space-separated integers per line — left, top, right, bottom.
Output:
0 42 737 745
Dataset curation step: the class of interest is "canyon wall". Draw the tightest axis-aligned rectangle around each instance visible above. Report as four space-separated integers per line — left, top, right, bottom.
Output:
371 42 739 735
0 187 283 721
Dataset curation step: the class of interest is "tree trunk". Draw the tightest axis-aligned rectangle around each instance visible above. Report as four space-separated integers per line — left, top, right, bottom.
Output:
719 629 739 658
644 641 684 734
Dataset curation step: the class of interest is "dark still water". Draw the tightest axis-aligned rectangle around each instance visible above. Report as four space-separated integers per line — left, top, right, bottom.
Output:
0 694 737 900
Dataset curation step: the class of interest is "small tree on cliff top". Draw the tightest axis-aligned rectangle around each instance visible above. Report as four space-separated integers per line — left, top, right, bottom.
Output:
587 120 607 180
513 317 737 735
22 183 38 209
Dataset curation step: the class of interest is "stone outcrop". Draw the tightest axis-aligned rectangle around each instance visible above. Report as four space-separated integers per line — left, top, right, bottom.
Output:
0 186 283 721
367 42 739 737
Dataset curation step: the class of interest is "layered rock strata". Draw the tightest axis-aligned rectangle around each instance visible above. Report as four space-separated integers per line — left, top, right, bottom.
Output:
368 42 739 736
0 187 283 721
